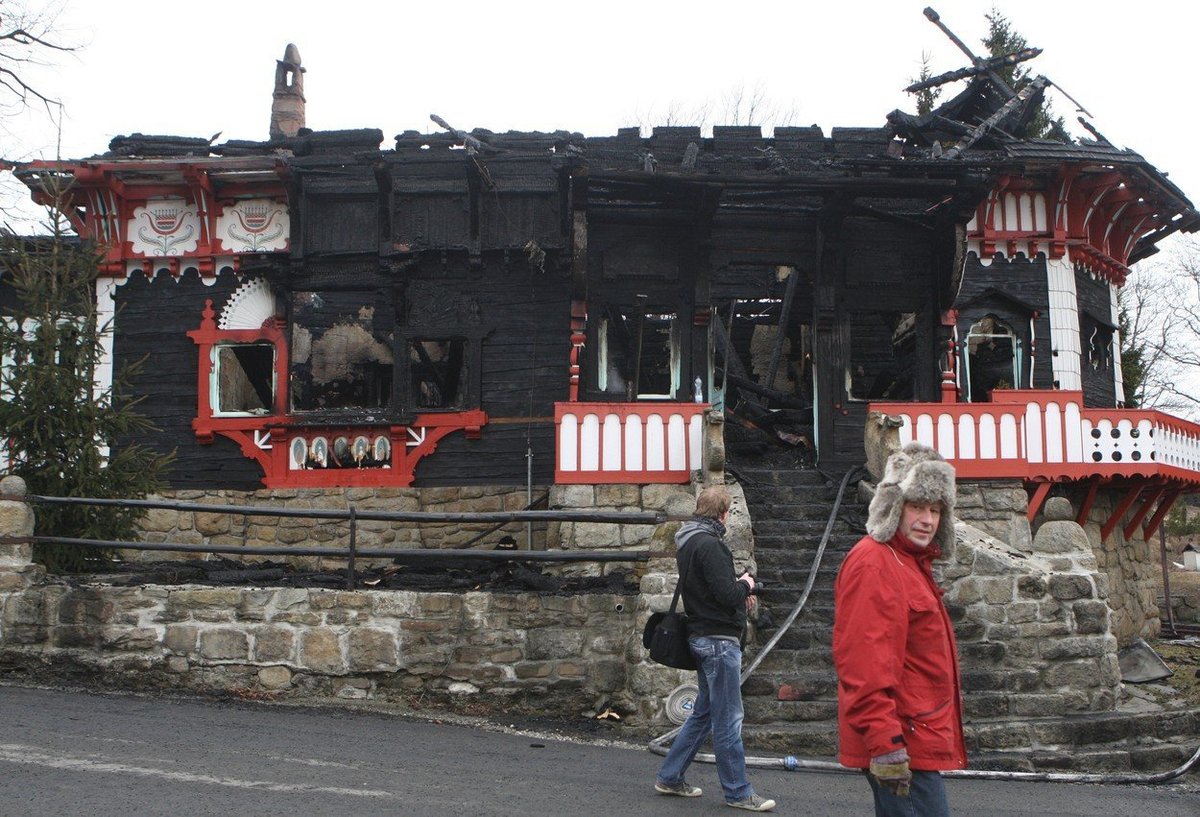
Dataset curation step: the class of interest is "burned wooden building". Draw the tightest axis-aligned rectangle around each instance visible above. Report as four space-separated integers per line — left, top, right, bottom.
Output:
4 32 1200 635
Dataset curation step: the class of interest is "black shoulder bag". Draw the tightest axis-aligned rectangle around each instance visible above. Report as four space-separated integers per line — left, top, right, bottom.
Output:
641 537 698 670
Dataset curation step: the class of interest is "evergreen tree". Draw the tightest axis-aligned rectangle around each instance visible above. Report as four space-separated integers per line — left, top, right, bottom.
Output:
1118 303 1145 408
982 9 1070 141
911 52 942 117
0 200 172 572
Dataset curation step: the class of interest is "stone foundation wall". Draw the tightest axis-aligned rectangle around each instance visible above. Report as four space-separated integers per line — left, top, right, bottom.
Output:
958 480 1160 646
1071 491 1162 643
133 486 551 564
943 503 1120 719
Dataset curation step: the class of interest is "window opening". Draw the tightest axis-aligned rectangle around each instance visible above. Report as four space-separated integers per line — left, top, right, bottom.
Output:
409 338 466 408
289 291 393 412
212 343 275 415
1083 317 1113 373
597 307 679 399
962 315 1021 402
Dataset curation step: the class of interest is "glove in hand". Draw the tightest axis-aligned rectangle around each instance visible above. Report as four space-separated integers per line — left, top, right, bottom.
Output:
869 749 912 797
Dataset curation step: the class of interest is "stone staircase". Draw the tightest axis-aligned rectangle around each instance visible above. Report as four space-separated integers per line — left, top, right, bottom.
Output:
731 461 868 756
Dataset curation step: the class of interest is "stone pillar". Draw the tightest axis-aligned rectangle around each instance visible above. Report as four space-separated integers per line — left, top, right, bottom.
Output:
701 408 725 485
0 475 46 648
0 476 42 588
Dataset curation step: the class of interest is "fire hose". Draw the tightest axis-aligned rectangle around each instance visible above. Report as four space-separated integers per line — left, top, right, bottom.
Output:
647 467 1200 785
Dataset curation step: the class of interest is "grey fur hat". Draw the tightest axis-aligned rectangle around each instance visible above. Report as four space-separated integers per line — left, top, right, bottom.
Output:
866 442 957 551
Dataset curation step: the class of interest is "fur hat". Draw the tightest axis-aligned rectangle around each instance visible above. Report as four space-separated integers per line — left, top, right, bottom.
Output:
865 442 957 551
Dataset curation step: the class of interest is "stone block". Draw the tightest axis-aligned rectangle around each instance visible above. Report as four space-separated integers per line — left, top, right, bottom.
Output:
300 629 344 673
572 522 621 549
164 624 199 654
348 628 398 670
166 656 189 673
1017 576 1047 599
515 661 553 679
194 512 231 536
102 627 160 650
556 485 595 508
1048 574 1094 601
253 626 295 663
200 628 249 660
1072 600 1110 634
527 628 584 660
596 485 640 507
258 665 293 690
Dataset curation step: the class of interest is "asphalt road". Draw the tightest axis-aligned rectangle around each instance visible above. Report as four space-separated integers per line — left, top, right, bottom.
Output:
0 685 1196 816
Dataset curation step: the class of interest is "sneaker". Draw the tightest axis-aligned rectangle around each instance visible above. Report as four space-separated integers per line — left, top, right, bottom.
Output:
727 794 776 812
655 780 702 797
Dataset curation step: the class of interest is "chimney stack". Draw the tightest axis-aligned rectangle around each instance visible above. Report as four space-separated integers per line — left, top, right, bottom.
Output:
269 43 305 140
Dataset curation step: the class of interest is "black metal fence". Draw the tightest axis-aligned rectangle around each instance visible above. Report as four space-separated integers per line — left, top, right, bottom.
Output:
0 492 683 588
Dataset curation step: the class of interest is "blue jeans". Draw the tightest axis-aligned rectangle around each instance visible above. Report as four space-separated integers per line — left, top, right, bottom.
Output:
656 635 754 803
866 769 951 817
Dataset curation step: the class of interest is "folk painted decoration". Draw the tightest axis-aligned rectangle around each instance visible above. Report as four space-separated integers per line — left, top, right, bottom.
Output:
129 199 201 256
216 199 289 253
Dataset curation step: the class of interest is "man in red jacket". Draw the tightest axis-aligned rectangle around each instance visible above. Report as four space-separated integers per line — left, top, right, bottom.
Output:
833 442 966 817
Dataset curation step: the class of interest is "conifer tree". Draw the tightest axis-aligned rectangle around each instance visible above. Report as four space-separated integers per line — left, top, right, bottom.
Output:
0 197 172 572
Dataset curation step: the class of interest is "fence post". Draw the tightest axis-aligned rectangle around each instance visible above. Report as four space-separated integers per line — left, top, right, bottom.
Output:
346 505 357 589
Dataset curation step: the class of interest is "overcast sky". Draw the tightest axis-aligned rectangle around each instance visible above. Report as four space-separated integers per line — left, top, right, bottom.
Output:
5 0 1199 229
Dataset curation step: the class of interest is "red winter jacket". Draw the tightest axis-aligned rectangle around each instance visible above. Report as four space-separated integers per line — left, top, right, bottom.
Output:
832 533 967 771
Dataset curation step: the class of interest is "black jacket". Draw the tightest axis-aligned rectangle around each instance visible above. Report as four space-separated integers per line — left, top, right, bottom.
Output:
675 517 750 639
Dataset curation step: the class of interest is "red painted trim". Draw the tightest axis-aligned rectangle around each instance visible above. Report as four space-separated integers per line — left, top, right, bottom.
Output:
1143 488 1181 542
1123 484 1166 541
1076 479 1100 527
1026 481 1053 523
188 303 487 487
1101 486 1143 543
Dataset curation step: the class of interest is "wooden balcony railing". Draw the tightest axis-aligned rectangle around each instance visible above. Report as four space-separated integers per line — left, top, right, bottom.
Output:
554 402 706 484
870 390 1200 485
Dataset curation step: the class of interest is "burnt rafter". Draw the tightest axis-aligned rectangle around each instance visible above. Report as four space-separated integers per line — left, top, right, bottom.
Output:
904 47 1042 94
922 6 1018 99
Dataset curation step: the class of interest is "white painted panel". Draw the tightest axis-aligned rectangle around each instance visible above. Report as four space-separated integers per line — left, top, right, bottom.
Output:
667 414 687 470
1043 402 1064 463
957 415 977 459
559 414 579 471
1064 401 1084 462
645 414 666 470
688 415 703 469
979 414 997 458
580 413 600 471
1019 193 1034 233
1034 193 1048 232
601 414 623 471
1004 193 1019 232
936 414 956 458
898 415 915 447
915 414 935 448
1025 402 1045 462
624 415 643 471
1000 413 1019 459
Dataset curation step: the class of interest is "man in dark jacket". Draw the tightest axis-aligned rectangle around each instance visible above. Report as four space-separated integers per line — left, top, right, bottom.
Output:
654 485 776 812
833 442 967 817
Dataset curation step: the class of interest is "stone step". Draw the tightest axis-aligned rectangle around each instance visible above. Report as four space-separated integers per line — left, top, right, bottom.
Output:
740 721 841 756
734 468 829 487
743 697 840 725
751 518 863 537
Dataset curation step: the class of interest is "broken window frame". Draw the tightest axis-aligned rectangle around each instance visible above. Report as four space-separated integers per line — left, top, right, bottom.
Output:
405 336 469 410
211 342 276 417
961 314 1023 402
594 305 682 401
287 289 395 415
